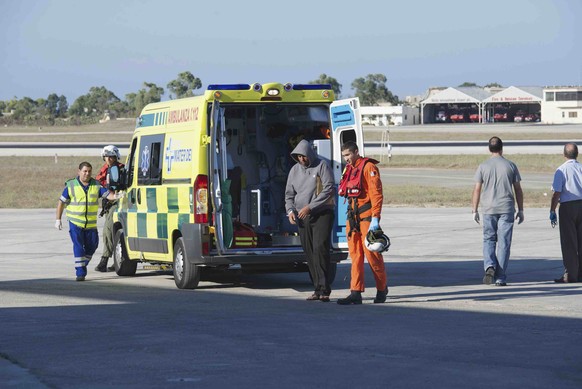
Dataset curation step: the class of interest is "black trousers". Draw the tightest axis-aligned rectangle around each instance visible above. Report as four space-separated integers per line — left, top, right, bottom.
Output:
559 200 582 281
297 209 334 295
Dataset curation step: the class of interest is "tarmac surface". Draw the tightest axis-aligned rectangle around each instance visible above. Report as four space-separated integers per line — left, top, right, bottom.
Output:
1 207 581 388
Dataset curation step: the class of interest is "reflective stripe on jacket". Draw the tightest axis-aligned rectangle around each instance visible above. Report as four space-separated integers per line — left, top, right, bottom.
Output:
65 178 100 229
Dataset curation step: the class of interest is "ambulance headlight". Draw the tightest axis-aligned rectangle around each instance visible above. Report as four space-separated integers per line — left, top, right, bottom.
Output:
267 88 280 96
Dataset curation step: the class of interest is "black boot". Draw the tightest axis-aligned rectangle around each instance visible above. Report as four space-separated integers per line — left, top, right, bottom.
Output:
337 291 362 305
373 287 388 303
94 256 109 272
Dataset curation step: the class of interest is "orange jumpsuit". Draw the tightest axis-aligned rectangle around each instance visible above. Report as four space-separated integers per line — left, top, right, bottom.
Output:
346 158 387 292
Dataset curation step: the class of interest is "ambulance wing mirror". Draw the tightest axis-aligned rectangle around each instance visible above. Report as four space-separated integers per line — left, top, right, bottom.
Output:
107 165 127 191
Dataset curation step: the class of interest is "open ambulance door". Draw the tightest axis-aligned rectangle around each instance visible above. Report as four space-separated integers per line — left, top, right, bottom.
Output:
209 100 228 254
329 98 364 250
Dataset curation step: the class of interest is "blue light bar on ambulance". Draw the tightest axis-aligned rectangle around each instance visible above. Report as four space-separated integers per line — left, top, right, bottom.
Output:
291 84 332 91
207 84 251 90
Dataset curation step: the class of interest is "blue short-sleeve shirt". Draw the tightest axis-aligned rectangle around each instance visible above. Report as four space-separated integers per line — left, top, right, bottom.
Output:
552 159 582 203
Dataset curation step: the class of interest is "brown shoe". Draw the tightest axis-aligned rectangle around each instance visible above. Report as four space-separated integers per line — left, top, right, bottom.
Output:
320 295 330 302
306 293 321 301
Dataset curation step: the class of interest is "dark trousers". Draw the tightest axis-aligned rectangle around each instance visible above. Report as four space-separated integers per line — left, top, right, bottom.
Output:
559 200 582 281
297 209 334 295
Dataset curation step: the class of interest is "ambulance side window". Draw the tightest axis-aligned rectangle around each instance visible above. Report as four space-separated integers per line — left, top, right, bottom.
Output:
138 134 165 186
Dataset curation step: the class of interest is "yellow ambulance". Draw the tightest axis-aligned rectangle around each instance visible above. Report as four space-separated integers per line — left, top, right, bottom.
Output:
112 82 365 289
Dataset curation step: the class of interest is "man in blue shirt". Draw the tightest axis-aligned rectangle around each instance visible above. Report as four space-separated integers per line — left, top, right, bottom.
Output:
550 143 582 283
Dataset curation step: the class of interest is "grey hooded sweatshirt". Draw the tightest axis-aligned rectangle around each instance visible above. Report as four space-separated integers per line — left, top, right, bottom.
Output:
285 139 335 216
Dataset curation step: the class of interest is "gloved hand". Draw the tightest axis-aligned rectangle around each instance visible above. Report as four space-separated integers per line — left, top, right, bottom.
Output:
550 211 557 228
369 217 380 232
55 219 62 230
472 211 480 224
515 210 524 225
114 190 126 200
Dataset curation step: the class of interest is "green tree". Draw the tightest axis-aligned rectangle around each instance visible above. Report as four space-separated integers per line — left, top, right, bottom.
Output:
167 71 202 99
309 74 342 98
57 95 68 117
485 82 504 88
11 97 37 120
351 74 398 106
46 93 59 117
129 82 164 115
69 86 120 116
458 82 480 87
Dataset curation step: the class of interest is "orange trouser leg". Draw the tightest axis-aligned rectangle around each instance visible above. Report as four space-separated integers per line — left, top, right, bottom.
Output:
347 220 387 292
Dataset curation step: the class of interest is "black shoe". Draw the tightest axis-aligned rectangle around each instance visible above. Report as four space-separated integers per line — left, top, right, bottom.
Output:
373 287 388 303
483 267 495 285
76 276 85 282
337 291 362 305
107 265 115 272
94 256 109 273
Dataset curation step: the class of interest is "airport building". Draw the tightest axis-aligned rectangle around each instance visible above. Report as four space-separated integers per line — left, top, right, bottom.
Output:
362 85 582 126
541 86 582 124
360 104 420 126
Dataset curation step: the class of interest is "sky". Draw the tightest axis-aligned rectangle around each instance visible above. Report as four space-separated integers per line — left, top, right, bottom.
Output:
1 0 581 103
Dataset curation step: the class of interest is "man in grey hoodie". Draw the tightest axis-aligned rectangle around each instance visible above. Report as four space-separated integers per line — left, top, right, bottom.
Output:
285 139 336 302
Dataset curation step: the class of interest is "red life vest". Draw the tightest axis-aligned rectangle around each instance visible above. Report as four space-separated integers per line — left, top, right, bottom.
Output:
338 157 378 198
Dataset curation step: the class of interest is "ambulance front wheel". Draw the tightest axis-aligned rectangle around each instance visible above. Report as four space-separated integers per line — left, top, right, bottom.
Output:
113 229 137 276
173 237 201 289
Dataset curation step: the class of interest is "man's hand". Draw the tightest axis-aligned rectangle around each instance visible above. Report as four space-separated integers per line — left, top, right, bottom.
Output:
114 190 126 200
288 211 297 225
550 211 557 228
369 217 380 232
55 219 62 230
297 206 311 219
472 211 480 224
515 210 524 225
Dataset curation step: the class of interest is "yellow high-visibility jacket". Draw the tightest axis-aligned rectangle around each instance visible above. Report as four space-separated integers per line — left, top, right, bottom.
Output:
65 178 100 229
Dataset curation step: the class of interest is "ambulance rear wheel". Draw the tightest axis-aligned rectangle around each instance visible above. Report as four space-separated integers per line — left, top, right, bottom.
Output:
173 237 201 289
113 229 137 276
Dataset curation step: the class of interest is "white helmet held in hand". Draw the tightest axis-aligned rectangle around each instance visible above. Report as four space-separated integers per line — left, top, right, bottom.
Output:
101 145 120 160
365 229 391 253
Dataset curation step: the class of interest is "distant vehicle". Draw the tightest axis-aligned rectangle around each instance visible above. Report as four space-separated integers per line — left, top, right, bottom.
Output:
524 113 540 122
435 110 448 122
514 110 525 123
469 113 482 123
450 112 464 123
493 112 508 122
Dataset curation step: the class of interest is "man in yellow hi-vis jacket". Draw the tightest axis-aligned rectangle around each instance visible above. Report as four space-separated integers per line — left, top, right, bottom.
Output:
55 161 122 281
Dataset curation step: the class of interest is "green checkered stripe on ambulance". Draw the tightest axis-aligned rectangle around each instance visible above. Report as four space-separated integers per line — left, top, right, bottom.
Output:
126 186 193 239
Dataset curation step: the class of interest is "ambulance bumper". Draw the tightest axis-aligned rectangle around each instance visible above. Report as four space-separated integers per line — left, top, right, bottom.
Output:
182 223 348 266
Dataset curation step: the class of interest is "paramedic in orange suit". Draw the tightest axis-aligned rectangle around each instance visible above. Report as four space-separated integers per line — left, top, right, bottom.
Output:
337 141 388 305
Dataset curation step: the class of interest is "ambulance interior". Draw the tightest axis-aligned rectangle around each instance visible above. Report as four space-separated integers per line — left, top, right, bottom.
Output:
212 103 333 250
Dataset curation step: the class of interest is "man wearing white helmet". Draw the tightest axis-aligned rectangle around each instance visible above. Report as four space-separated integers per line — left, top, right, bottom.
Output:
94 145 125 272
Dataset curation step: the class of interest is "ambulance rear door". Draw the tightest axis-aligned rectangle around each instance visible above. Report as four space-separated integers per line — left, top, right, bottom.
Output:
209 100 228 254
329 97 364 249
